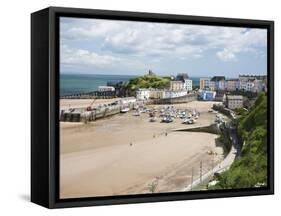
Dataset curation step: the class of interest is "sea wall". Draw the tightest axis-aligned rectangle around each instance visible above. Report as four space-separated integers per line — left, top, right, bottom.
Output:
60 93 116 99
60 101 139 122
60 106 121 122
176 124 220 134
149 93 197 104
175 123 232 155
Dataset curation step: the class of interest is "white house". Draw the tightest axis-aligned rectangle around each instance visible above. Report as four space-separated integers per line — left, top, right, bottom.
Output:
238 75 267 93
163 90 188 98
149 89 165 99
136 88 188 100
136 89 150 100
183 79 193 91
239 79 255 92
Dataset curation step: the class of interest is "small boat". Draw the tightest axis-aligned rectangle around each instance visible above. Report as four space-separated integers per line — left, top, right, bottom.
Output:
121 107 130 113
182 118 189 124
161 116 173 123
187 119 195 124
179 114 186 119
166 118 173 123
133 112 140 116
183 118 195 124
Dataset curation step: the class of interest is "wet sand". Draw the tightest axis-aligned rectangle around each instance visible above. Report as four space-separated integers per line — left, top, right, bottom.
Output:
60 100 224 198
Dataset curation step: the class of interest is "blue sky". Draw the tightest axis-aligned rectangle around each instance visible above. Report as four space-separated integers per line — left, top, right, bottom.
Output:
60 17 267 78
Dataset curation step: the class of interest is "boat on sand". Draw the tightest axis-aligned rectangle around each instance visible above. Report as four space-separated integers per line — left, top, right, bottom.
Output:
121 107 130 113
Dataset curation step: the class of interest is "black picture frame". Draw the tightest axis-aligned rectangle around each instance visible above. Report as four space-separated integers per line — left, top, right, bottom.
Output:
31 6 274 209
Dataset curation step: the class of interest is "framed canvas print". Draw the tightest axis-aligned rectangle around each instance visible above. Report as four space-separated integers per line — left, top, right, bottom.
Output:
31 7 274 208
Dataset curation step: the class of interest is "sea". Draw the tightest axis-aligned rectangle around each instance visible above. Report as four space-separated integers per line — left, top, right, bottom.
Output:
60 73 200 96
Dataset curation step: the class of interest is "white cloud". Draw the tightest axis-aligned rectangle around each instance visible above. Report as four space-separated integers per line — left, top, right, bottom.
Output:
216 49 237 62
61 45 121 68
60 45 150 73
60 17 267 64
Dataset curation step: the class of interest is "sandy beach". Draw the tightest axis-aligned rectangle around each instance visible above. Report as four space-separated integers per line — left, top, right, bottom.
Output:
60 100 224 198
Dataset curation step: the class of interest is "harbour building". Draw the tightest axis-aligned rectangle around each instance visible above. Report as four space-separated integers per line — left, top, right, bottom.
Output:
199 78 215 91
225 95 244 109
176 73 193 91
211 76 226 90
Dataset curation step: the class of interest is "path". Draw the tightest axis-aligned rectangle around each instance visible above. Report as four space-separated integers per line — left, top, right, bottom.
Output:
181 122 240 191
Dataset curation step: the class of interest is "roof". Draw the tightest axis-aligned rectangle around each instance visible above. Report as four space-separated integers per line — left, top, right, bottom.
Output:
211 76 225 81
248 78 256 82
227 95 243 100
176 73 189 81
226 79 239 81
239 75 267 80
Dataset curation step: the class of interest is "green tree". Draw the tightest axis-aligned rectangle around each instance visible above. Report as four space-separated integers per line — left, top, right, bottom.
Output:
125 74 170 93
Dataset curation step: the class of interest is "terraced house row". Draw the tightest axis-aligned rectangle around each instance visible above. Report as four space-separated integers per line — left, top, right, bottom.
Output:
199 75 267 93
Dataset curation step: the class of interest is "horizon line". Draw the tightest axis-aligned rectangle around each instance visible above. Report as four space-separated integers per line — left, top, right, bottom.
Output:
60 71 267 78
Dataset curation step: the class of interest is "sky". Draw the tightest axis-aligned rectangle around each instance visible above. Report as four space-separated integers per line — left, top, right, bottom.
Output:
60 17 267 78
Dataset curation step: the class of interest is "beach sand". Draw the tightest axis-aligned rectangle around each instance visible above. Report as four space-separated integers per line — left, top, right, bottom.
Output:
60 100 224 198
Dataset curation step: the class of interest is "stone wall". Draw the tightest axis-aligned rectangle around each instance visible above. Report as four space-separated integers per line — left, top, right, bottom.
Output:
149 93 197 104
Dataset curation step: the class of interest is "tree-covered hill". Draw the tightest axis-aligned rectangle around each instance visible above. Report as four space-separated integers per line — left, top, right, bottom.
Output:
124 74 171 91
211 92 268 189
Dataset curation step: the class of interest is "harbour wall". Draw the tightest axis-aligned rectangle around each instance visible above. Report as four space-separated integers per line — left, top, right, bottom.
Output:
60 102 138 122
149 93 197 104
60 93 197 123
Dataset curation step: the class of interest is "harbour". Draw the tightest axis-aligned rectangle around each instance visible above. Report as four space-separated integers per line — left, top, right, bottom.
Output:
57 17 269 199
60 100 226 198
59 71 265 198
